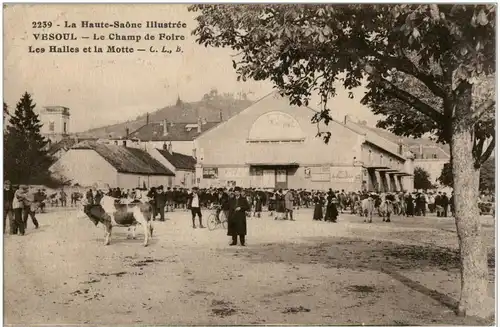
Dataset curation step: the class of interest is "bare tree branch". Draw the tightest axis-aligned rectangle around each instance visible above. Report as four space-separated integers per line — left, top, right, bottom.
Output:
480 137 495 165
373 77 445 123
471 99 495 122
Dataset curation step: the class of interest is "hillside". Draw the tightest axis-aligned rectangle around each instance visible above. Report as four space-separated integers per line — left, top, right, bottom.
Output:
75 94 253 139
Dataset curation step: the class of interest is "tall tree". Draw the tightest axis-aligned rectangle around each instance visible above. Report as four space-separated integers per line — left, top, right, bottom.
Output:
4 92 51 184
190 4 495 318
413 167 433 190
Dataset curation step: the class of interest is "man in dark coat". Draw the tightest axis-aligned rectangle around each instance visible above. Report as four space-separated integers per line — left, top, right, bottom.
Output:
155 186 167 221
441 192 449 217
227 186 250 246
4 180 14 233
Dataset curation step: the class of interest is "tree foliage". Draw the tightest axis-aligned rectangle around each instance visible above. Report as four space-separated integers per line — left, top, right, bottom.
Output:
190 4 495 157
414 167 434 190
4 92 52 184
439 158 495 191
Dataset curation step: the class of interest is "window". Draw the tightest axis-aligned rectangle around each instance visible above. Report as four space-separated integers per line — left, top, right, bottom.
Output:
122 141 126 146
432 154 438 159
63 122 67 133
203 168 218 179
49 122 55 132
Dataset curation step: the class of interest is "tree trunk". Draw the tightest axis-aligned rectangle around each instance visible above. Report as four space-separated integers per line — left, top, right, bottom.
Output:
450 84 492 319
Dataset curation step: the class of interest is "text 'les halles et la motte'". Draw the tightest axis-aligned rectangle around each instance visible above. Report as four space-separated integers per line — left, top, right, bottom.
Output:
28 20 187 54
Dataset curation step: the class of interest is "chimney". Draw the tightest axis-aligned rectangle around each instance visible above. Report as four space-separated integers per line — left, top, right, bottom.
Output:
162 142 167 150
197 117 202 133
162 119 168 136
219 110 223 122
168 141 173 153
125 127 130 138
419 144 424 158
344 115 348 124
146 113 149 125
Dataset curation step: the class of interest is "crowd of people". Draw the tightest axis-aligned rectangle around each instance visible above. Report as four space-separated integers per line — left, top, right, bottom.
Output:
5 180 495 242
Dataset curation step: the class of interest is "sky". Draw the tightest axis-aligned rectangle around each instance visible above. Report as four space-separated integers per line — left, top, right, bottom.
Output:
4 4 379 132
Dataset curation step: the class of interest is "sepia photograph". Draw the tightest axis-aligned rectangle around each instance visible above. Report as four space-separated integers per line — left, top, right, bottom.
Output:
2 3 496 326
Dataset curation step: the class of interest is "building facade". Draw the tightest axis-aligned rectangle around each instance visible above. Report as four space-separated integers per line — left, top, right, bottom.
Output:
194 92 414 192
410 144 450 184
39 106 70 143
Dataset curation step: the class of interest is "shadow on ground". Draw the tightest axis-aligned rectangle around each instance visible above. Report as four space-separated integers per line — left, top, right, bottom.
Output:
217 236 495 325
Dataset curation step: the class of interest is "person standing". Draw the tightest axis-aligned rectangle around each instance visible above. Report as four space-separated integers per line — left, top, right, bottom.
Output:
324 191 339 222
147 187 158 218
442 192 449 217
435 192 442 217
187 187 204 228
155 186 167 221
254 189 263 218
4 181 14 234
284 189 295 221
312 191 324 221
12 185 26 235
227 187 249 246
22 186 39 230
60 188 67 207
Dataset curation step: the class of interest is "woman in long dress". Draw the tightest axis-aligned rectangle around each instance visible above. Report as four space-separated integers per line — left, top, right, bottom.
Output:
275 189 285 220
313 191 324 221
324 192 339 222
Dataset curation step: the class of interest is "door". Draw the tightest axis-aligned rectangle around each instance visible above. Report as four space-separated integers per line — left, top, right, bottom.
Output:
275 169 288 189
262 169 275 188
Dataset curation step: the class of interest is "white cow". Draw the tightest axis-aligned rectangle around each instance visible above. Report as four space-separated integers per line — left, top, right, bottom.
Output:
80 194 154 246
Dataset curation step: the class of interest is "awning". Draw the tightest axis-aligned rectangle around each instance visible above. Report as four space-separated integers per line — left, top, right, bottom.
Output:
379 169 399 173
393 172 413 176
247 162 300 167
364 165 390 170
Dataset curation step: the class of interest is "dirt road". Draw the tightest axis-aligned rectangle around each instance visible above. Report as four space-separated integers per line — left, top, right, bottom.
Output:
4 208 495 325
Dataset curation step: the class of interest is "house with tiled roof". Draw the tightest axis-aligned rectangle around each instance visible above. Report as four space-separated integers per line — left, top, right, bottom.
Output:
126 117 221 157
49 140 174 189
130 141 197 188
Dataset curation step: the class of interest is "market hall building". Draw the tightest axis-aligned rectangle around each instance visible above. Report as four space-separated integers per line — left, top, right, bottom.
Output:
194 92 414 192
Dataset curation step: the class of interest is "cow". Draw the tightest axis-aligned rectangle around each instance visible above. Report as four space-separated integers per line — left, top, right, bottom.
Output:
378 193 393 222
80 194 154 246
361 196 376 223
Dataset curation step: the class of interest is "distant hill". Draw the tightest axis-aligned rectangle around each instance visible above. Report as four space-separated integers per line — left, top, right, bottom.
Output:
75 93 253 139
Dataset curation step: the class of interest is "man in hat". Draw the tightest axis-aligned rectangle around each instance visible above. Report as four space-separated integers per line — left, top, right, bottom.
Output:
3 180 14 233
155 185 167 221
227 186 250 246
284 189 295 221
187 187 204 228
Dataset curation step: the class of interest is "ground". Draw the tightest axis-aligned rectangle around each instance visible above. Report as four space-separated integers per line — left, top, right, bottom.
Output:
4 207 495 325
